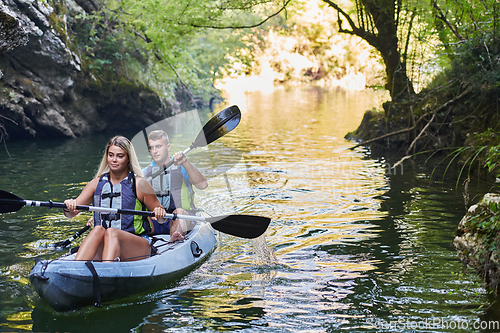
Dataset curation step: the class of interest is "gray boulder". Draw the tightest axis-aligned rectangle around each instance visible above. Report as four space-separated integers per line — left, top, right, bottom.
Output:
0 0 178 140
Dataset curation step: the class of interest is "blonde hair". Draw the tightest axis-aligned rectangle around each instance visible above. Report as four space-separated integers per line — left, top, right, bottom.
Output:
94 136 144 178
148 130 169 145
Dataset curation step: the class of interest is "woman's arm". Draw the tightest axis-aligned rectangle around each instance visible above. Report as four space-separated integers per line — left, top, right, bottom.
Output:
136 177 167 223
63 178 99 218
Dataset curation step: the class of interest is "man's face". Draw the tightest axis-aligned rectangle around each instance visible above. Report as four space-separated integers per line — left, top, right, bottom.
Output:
148 139 170 165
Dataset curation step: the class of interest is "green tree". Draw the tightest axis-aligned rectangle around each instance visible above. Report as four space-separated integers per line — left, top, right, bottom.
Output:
102 0 288 97
70 0 289 102
430 0 499 45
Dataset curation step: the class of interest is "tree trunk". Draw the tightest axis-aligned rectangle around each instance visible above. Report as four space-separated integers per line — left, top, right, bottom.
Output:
360 0 415 101
324 0 415 101
379 43 415 101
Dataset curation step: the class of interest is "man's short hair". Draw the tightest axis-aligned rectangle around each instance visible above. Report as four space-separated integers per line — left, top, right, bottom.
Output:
148 130 169 145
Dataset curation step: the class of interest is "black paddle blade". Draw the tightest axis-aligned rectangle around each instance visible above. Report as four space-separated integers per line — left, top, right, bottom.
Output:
207 214 271 239
193 105 241 148
53 239 71 249
53 225 91 248
0 190 25 214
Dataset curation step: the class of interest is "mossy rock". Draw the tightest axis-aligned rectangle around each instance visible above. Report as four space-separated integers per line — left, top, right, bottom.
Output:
84 77 159 110
454 193 500 292
344 108 384 142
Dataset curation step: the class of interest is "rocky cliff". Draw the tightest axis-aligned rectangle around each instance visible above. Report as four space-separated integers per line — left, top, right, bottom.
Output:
0 0 180 141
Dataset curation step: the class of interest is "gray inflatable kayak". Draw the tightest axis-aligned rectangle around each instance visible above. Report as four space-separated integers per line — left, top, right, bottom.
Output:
29 222 218 311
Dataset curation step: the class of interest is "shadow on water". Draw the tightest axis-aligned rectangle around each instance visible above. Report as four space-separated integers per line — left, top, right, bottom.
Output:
28 282 270 332
151 290 267 330
31 301 158 333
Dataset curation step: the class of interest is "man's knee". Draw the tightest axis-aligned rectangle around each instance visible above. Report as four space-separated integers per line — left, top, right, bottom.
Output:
173 208 189 216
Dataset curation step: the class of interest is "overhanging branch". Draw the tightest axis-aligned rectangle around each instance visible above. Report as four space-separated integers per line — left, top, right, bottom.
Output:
190 0 292 29
431 0 465 41
323 0 377 47
349 112 432 150
322 0 359 32
350 88 471 150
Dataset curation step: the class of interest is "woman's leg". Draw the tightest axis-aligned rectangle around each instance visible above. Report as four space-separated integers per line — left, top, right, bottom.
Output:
101 228 151 262
75 226 106 261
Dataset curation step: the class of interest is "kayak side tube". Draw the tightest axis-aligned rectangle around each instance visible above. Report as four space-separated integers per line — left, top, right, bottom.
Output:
29 222 218 311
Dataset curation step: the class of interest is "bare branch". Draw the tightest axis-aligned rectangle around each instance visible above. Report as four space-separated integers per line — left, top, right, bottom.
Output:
0 115 16 158
158 58 197 107
350 88 471 150
323 0 359 33
323 0 379 48
131 28 152 43
432 0 465 41
349 112 432 150
190 0 292 29
406 112 436 155
403 9 416 65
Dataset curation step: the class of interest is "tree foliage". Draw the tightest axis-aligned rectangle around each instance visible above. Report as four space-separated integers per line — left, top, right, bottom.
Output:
430 0 499 44
230 0 385 88
70 0 499 114
70 0 287 101
336 0 500 179
319 0 499 102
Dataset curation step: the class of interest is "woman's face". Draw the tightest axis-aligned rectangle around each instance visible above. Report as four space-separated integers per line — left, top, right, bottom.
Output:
107 145 129 173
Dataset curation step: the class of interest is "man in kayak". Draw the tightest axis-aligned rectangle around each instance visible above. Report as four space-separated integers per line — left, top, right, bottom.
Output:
143 130 208 239
63 135 170 261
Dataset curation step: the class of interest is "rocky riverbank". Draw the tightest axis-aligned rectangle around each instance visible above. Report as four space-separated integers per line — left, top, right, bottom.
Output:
454 193 500 293
0 0 191 141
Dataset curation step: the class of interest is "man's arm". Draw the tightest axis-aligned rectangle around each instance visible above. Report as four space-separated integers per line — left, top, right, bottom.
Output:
172 152 208 190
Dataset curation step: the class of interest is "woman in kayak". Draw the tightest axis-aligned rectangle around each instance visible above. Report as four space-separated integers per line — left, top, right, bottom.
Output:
63 135 183 262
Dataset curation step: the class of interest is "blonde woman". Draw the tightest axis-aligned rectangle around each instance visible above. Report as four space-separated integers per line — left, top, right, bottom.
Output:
63 136 168 262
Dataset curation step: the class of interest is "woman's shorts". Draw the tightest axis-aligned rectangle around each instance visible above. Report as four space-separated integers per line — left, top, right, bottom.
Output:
140 234 158 255
141 234 152 244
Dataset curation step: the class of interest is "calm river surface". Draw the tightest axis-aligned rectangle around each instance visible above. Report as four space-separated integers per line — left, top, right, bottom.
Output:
1 86 500 332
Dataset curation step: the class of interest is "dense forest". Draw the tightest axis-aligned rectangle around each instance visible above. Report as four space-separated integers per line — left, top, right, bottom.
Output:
1 0 499 179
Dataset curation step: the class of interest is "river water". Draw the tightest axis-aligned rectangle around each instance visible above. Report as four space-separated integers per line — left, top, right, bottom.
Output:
1 86 499 332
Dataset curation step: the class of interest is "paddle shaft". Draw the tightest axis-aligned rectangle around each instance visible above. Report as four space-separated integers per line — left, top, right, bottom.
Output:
5 197 208 222
150 105 241 179
54 225 90 248
1 179 270 239
151 146 192 179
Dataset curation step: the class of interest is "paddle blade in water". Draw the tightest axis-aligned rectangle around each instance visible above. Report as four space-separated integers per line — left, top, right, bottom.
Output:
53 225 91 248
0 190 25 214
193 105 241 148
207 214 271 239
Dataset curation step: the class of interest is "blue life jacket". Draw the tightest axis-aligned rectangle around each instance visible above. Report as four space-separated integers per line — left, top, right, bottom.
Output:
93 172 152 235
